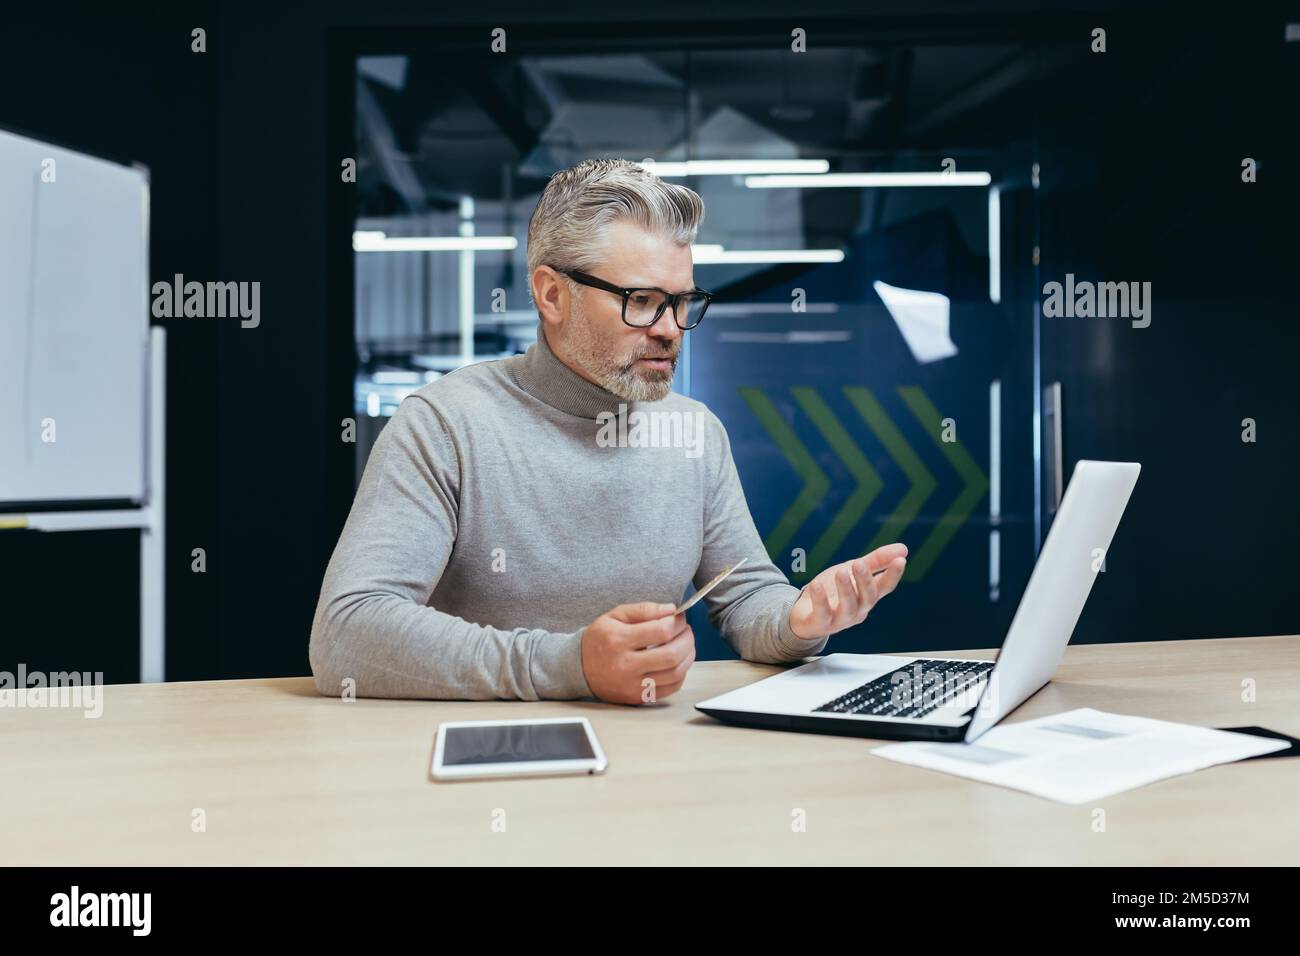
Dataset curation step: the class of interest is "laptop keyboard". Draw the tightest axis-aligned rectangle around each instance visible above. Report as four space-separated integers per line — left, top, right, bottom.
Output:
813 659 995 719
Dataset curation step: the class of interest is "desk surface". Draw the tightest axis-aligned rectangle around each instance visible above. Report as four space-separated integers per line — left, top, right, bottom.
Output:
2 636 1296 865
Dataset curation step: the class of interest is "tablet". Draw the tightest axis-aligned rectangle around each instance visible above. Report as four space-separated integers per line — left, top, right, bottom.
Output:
431 717 608 781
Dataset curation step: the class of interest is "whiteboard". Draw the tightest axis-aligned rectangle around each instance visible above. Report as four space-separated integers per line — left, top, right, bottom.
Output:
0 128 149 505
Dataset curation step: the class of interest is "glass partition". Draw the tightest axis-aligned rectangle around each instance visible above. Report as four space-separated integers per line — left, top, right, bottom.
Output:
351 38 1044 657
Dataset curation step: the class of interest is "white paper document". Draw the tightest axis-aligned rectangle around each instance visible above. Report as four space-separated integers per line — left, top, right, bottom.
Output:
872 708 1287 804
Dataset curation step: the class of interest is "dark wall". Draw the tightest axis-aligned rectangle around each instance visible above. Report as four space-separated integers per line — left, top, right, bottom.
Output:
1 1 1294 686
1036 18 1300 643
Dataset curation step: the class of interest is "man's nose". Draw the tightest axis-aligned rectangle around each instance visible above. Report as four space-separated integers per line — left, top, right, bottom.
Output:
646 308 683 344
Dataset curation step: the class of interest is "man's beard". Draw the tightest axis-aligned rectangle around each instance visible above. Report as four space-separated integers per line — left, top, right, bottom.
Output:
564 293 677 403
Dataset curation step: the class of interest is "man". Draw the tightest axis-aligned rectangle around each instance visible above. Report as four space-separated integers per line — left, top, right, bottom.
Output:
310 158 908 704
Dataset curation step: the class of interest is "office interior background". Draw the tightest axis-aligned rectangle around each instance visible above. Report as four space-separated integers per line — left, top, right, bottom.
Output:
1 1 1296 683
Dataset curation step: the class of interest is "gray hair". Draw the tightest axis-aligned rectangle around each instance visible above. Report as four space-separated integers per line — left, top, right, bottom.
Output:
526 158 705 276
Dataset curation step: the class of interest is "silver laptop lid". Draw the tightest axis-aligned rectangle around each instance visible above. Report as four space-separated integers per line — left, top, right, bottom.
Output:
964 460 1140 742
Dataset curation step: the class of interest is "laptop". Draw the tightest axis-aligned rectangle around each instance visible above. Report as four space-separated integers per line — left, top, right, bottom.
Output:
697 460 1140 743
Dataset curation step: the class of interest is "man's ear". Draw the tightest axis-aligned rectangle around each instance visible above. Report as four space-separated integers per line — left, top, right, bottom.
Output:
531 265 567 329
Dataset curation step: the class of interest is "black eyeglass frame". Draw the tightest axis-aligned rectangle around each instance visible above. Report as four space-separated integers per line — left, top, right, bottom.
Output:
556 268 713 330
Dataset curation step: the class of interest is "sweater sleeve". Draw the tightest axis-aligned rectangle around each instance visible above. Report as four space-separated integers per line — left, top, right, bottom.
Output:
695 411 830 664
308 395 592 701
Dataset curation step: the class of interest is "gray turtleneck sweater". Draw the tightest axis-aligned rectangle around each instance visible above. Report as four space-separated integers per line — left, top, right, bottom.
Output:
309 324 829 700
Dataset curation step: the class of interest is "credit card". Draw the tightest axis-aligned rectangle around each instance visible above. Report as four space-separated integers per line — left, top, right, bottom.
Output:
675 558 746 614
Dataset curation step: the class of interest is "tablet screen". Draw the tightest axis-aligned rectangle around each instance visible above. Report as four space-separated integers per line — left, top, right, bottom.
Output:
441 721 597 766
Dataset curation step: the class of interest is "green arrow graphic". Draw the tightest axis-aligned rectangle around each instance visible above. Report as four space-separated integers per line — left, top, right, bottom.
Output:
896 386 988 581
790 387 884 576
738 387 829 560
843 386 937 553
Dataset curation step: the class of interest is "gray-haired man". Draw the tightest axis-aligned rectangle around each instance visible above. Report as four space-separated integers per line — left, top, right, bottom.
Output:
310 158 907 704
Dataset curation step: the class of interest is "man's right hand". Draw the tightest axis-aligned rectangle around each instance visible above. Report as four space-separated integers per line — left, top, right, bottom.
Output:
581 602 696 705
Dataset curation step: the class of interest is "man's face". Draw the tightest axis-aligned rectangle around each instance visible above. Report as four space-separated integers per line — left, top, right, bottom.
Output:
556 220 694 403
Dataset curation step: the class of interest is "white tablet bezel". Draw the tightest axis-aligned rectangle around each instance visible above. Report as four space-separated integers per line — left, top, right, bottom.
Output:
431 716 608 781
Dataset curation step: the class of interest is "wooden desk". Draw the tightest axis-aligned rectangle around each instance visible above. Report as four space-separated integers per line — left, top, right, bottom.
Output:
1 636 1296 865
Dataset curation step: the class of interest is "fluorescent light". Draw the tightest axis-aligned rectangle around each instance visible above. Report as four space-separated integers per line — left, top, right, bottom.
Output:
989 379 1002 520
989 378 1002 602
989 186 1001 304
353 233 518 252
690 244 725 255
459 197 475 367
707 303 840 315
692 248 844 264
639 159 830 177
353 230 387 241
372 371 422 384
745 171 993 188
718 331 853 344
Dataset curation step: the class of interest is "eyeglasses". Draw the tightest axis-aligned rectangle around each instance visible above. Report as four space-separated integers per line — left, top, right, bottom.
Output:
556 268 713 331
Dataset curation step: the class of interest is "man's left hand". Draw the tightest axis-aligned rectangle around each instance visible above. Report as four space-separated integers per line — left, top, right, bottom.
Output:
788 543 908 641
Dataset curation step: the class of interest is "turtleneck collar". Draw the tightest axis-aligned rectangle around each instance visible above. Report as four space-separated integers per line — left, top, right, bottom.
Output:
510 322 635 420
